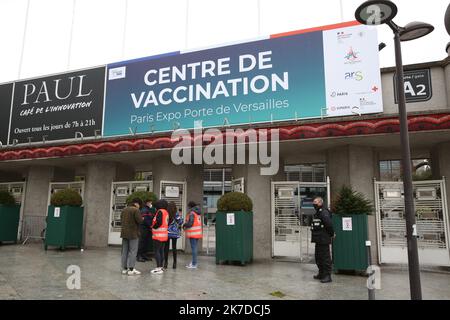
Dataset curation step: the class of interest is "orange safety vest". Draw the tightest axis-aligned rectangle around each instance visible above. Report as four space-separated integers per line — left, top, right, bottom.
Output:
152 209 169 242
185 211 203 239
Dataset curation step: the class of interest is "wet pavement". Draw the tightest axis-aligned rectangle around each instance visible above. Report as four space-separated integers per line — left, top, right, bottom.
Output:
1 243 449 300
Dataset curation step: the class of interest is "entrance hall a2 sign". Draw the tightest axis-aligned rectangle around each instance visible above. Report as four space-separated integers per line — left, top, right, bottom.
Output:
394 69 432 104
103 21 383 137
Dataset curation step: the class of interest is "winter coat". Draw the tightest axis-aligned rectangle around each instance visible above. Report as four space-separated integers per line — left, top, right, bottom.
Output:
141 205 155 228
120 206 143 239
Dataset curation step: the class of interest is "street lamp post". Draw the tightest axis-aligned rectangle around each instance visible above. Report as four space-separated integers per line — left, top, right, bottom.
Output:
355 0 434 301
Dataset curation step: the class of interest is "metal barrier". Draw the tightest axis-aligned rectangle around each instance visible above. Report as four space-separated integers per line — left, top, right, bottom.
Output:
21 215 46 245
204 221 216 255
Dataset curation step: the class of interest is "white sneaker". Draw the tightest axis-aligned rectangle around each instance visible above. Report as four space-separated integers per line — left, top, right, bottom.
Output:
121 269 128 275
151 267 164 274
185 263 198 269
127 269 141 276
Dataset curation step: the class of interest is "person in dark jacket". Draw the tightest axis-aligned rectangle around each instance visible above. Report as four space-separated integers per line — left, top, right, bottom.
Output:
163 203 183 269
120 198 143 276
137 199 154 262
311 197 335 283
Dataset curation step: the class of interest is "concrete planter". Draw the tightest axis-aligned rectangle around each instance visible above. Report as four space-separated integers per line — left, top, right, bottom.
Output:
0 205 21 243
332 214 369 273
45 206 84 250
215 211 253 265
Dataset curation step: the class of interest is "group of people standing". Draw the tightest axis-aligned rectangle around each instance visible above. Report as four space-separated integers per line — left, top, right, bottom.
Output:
120 197 203 276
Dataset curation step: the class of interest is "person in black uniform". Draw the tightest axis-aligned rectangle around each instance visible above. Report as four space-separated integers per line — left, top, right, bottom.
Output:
311 197 335 283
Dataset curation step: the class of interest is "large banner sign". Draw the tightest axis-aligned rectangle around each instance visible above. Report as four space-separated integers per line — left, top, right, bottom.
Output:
9 67 105 144
0 83 13 145
104 22 383 137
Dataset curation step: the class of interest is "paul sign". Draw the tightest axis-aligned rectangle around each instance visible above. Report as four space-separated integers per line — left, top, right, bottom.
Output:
9 67 105 145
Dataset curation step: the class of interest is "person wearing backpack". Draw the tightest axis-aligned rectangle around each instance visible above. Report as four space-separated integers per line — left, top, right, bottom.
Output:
163 203 183 269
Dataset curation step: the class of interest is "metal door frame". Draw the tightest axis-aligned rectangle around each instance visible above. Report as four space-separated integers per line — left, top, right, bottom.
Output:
108 180 154 245
0 181 27 241
374 178 450 266
271 177 330 261
160 180 187 250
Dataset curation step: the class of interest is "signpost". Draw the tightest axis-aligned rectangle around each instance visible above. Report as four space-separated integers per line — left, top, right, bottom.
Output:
394 69 432 103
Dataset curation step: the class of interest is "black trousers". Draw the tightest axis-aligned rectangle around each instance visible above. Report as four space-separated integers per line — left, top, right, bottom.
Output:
315 244 332 277
137 225 151 258
153 240 165 268
163 238 178 268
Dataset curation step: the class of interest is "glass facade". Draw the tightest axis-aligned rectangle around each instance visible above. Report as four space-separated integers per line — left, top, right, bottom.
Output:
203 168 232 216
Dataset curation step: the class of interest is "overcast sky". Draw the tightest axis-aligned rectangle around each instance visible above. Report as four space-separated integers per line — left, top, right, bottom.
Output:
0 0 449 83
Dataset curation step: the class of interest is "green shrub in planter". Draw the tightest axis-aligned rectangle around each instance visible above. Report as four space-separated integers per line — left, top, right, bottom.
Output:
216 192 253 265
0 190 20 243
331 186 373 273
217 192 253 212
126 191 157 205
45 189 84 250
50 188 82 207
333 186 373 216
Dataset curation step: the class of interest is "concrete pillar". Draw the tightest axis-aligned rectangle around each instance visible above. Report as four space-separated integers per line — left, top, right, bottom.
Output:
23 166 55 217
327 145 378 263
232 164 274 261
83 161 116 248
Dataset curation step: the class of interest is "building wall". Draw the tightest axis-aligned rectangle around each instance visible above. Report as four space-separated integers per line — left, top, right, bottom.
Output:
83 161 117 248
233 164 274 261
381 65 448 115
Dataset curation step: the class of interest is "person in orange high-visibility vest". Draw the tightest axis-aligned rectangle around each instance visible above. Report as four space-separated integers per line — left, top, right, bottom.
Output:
151 199 169 274
183 201 202 269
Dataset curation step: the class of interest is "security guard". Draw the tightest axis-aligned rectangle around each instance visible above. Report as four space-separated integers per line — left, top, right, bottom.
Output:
311 197 335 283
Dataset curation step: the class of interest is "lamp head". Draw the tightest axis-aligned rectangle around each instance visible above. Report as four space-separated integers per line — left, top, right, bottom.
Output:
399 22 434 41
445 4 450 36
355 0 398 25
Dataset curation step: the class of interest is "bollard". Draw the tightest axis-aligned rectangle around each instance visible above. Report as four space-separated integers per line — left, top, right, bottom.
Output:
366 240 376 300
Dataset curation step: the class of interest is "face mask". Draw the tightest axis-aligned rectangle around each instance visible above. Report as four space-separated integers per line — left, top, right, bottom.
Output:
313 204 320 210
148 204 153 208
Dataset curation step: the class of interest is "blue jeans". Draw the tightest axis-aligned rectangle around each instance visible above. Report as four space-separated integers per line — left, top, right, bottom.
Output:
189 238 199 266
